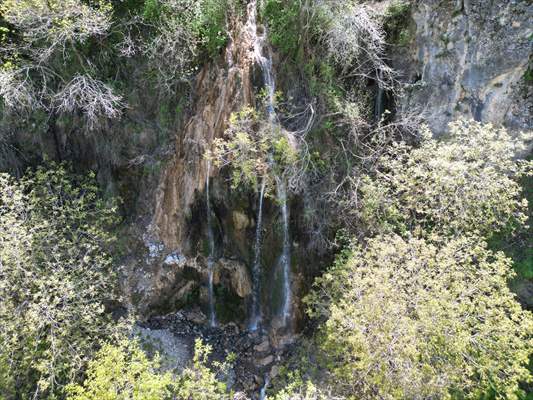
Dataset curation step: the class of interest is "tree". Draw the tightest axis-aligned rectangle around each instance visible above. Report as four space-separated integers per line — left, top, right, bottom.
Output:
66 339 174 400
67 338 231 400
353 120 532 239
306 234 532 400
0 0 123 130
0 163 121 398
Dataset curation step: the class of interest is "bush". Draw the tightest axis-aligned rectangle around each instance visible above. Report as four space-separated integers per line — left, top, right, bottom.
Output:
0 163 121 398
355 120 532 239
306 234 533 399
143 0 234 92
66 339 174 400
209 106 305 192
67 338 231 400
261 0 302 58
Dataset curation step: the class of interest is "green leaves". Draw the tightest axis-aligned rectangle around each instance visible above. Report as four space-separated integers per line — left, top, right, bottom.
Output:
307 235 532 399
0 163 121 398
357 120 532 239
67 338 231 400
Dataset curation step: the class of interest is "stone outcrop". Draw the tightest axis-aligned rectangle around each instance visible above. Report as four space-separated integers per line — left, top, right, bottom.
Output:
397 0 532 135
152 19 256 253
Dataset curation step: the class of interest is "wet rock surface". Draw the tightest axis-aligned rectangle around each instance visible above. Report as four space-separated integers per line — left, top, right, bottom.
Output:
143 308 298 399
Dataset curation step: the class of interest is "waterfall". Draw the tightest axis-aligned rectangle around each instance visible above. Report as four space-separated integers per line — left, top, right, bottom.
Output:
374 69 385 122
246 0 276 120
259 374 270 400
206 160 217 327
249 179 267 331
276 178 291 326
247 0 292 328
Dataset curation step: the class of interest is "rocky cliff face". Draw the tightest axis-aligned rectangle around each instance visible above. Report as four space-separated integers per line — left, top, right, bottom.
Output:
122 5 320 332
121 0 532 330
397 0 531 135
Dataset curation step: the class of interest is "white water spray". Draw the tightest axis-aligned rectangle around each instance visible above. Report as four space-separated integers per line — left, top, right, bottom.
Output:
249 178 267 331
206 160 217 327
259 374 270 400
246 0 276 120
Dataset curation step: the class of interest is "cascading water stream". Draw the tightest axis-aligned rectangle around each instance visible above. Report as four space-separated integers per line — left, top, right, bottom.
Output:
250 178 267 331
246 0 292 328
246 0 276 121
259 374 270 400
206 160 217 327
276 178 291 325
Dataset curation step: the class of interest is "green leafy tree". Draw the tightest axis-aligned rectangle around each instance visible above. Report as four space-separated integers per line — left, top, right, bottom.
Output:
307 234 533 400
67 338 231 400
0 163 121 398
355 120 532 238
66 339 174 400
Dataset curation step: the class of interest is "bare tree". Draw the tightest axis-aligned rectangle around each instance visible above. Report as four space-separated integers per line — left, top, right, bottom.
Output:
54 74 124 131
0 0 126 130
0 69 37 111
321 2 396 90
1 0 112 62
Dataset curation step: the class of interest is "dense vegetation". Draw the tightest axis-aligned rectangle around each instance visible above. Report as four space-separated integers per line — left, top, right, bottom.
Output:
0 0 531 399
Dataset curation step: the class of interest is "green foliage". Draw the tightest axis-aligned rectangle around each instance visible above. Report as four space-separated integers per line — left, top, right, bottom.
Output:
306 234 533 399
209 106 304 192
145 0 232 58
357 120 532 239
143 0 161 21
67 338 231 400
384 1 412 47
524 66 533 85
175 338 230 399
197 0 231 59
66 339 173 400
488 154 533 280
275 376 330 400
0 163 122 398
262 0 302 58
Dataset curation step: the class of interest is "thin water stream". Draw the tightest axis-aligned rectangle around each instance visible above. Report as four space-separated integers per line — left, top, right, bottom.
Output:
246 0 292 328
276 178 291 325
250 178 267 331
206 160 217 327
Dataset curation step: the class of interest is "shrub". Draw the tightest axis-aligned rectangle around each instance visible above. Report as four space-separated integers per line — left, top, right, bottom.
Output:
66 339 174 400
306 234 533 399
0 163 121 398
67 338 231 400
261 0 302 58
209 106 306 192
355 120 532 239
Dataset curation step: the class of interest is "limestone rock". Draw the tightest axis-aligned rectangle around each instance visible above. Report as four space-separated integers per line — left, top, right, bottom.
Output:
254 340 270 353
232 211 251 230
256 355 274 367
396 0 532 135
217 258 253 298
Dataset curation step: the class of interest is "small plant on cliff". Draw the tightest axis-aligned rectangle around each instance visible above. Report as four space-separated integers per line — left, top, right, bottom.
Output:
208 106 305 192
306 234 533 399
384 0 412 46
0 163 122 398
